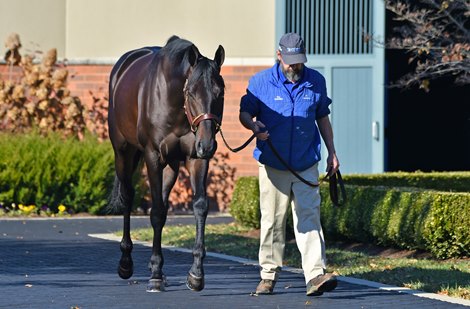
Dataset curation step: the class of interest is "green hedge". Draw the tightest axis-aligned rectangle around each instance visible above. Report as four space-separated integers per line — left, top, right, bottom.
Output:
0 133 115 214
229 176 260 228
321 186 470 259
343 172 470 192
230 176 295 233
230 175 470 259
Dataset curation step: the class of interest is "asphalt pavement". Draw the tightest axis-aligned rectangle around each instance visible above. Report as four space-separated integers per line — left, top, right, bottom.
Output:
1 215 469 308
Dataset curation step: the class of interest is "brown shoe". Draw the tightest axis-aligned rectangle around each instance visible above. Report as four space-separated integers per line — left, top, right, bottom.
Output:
306 273 337 296
255 279 276 295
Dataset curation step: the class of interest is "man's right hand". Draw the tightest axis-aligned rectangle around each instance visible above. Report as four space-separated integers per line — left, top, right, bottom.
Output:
253 121 269 140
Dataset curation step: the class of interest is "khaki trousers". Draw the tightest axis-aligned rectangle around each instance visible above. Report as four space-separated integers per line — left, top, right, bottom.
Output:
258 163 326 284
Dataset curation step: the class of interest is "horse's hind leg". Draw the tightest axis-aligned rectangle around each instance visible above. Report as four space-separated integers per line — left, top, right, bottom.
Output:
110 144 142 279
186 158 210 292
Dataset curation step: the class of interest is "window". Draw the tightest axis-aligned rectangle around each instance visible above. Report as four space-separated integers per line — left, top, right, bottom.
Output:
285 0 373 54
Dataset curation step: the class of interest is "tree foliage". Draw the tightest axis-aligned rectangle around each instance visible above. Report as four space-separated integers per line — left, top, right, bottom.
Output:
385 0 469 91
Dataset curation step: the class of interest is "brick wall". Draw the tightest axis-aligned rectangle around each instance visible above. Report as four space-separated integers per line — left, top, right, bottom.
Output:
0 63 270 178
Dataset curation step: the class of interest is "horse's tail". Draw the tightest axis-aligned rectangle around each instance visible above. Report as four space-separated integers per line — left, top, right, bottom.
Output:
107 175 129 215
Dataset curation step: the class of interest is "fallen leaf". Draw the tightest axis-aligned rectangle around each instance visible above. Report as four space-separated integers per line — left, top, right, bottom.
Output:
438 290 449 296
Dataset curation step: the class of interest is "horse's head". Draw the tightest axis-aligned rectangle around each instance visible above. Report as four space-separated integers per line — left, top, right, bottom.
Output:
183 45 225 159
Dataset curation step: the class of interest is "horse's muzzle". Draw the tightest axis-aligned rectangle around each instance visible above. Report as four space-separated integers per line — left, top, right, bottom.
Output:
196 139 217 159
194 119 218 159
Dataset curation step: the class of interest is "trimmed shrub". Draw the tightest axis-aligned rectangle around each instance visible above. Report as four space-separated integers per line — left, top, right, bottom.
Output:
343 172 470 192
0 132 115 214
231 175 470 259
0 132 236 215
321 185 470 259
229 176 260 228
229 176 295 234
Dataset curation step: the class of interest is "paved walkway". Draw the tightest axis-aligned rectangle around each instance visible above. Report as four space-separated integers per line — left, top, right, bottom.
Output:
0 216 468 308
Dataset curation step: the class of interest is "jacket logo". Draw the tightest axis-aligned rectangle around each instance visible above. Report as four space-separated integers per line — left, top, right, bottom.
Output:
274 95 283 101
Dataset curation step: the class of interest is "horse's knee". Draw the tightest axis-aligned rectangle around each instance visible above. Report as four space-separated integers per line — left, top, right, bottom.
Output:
192 197 208 216
150 207 168 228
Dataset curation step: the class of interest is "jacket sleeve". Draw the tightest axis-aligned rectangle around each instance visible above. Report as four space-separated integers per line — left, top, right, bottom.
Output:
316 76 332 120
240 89 261 117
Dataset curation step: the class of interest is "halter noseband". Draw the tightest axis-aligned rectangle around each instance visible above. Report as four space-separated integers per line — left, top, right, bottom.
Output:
183 79 221 133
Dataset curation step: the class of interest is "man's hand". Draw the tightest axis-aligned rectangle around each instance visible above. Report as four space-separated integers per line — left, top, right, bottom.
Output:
239 112 269 140
253 121 269 140
326 152 340 176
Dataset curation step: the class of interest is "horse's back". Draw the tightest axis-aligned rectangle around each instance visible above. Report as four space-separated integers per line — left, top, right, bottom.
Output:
109 46 161 148
110 46 161 94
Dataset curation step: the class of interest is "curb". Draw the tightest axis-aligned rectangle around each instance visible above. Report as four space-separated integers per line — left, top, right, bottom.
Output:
0 213 233 221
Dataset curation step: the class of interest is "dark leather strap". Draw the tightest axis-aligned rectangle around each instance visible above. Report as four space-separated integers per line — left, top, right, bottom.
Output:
219 130 256 153
266 139 347 207
327 169 347 207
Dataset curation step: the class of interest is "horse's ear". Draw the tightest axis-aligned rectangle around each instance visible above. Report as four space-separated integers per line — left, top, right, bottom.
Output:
214 45 225 67
186 44 200 67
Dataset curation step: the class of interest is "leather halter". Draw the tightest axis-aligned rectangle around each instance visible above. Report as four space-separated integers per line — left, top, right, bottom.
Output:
183 79 221 132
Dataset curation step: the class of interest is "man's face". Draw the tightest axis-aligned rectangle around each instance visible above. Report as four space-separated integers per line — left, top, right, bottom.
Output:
277 51 304 83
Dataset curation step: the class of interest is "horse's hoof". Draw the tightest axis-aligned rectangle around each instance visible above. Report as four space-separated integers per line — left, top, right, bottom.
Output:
186 272 204 291
118 260 134 279
147 279 166 292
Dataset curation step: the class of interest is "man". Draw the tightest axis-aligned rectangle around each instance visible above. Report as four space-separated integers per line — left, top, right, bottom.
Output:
239 32 339 296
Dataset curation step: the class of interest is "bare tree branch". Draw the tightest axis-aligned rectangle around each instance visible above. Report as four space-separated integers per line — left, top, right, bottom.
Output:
382 0 470 90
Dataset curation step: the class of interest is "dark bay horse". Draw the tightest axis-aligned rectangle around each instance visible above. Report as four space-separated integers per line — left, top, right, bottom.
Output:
108 36 225 292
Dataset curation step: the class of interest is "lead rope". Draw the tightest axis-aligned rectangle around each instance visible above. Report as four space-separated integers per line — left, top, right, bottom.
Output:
218 127 347 206
218 128 256 153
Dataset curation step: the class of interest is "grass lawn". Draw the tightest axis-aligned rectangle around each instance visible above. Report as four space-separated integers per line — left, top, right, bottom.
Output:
127 222 470 300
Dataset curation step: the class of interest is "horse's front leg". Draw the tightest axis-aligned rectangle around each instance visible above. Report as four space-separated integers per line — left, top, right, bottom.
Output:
144 147 167 292
186 158 210 291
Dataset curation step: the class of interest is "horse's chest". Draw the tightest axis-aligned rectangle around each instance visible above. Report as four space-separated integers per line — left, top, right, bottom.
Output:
158 133 194 163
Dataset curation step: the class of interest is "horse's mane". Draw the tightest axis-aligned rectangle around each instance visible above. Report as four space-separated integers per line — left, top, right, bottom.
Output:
159 35 197 62
155 35 224 91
